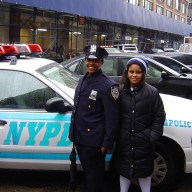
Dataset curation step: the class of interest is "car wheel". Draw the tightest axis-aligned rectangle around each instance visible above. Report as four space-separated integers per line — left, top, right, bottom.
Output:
151 143 178 189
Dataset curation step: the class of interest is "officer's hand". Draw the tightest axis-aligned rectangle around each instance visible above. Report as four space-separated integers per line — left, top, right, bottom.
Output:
101 147 107 155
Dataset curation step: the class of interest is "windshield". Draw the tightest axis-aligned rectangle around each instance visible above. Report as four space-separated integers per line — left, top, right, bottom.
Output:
37 63 79 91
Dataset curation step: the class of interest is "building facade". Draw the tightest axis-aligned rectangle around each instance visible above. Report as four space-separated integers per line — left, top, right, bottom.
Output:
0 0 192 57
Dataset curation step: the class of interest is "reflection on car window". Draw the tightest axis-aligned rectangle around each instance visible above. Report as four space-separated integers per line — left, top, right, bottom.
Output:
38 63 78 90
153 57 181 73
146 62 162 77
68 61 80 72
102 59 115 75
0 70 56 109
180 55 192 65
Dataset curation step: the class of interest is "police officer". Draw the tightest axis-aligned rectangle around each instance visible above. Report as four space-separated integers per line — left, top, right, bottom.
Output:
69 45 120 192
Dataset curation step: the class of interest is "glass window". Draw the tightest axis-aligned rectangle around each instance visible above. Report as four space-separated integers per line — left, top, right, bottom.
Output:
174 14 180 21
0 70 56 109
144 0 153 10
181 3 186 14
69 59 85 75
181 17 186 23
156 6 164 15
152 57 182 73
166 0 173 6
146 62 163 77
174 0 180 10
102 58 116 75
166 10 172 18
179 55 192 65
129 0 139 5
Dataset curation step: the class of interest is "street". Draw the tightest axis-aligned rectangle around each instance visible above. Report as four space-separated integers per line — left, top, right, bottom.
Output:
0 170 191 192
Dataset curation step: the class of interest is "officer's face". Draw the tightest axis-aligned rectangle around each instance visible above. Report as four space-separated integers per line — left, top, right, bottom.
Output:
85 58 103 74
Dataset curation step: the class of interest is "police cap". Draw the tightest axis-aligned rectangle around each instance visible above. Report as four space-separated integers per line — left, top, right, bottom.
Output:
84 45 108 60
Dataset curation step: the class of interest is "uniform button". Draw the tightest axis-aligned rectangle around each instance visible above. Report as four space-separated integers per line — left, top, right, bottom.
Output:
132 148 134 150
87 129 90 131
132 129 134 132
131 165 133 167
132 110 134 113
88 105 91 108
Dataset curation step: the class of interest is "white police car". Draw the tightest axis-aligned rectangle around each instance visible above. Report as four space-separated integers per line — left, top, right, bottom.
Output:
0 44 192 190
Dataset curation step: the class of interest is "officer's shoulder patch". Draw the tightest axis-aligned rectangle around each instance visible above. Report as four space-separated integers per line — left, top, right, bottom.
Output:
110 85 119 100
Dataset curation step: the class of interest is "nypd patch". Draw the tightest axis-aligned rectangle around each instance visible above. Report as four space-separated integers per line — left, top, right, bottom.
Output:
111 86 119 100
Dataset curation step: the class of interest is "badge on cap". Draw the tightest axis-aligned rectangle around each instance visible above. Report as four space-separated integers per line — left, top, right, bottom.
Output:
111 86 119 100
90 45 97 53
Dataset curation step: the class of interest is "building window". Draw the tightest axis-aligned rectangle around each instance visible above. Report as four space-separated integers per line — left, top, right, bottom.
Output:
166 0 173 7
181 17 186 23
181 3 186 14
144 0 153 10
174 0 180 11
189 3 192 9
166 10 172 18
129 0 139 5
157 5 164 15
174 14 180 20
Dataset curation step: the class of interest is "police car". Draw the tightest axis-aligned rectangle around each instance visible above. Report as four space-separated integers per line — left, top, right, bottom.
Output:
0 44 192 190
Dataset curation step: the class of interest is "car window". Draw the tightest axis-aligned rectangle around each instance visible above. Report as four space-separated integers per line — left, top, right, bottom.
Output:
152 57 181 73
70 59 84 74
180 55 192 65
0 70 56 109
102 58 115 75
146 61 163 77
124 45 137 51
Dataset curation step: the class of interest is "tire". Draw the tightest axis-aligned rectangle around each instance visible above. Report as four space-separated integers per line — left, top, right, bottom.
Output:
151 143 179 190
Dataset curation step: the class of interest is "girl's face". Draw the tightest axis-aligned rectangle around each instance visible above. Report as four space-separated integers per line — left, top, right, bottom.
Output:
127 64 143 87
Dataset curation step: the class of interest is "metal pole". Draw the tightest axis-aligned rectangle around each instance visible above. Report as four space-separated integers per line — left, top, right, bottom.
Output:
32 7 37 43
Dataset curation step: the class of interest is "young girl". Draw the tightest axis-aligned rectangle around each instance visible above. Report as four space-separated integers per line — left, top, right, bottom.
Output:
115 57 166 192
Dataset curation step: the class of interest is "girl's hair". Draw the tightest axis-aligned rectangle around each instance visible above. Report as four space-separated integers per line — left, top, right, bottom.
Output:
119 63 145 87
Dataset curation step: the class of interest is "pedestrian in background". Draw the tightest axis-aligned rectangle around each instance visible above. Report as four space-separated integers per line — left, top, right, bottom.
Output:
114 57 166 192
69 45 120 192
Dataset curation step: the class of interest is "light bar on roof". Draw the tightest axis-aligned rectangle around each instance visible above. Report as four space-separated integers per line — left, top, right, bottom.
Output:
28 44 43 53
0 43 44 58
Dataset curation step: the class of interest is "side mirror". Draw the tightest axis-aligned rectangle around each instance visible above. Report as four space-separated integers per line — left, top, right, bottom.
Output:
161 71 168 79
45 97 72 113
181 67 188 73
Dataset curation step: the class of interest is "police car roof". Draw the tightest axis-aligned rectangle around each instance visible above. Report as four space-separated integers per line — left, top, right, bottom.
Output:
0 57 57 72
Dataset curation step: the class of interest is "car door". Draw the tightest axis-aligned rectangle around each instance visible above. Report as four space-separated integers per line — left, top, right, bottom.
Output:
0 69 72 170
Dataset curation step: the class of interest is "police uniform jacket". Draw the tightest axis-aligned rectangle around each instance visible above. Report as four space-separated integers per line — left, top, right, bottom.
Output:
115 83 165 179
69 69 119 150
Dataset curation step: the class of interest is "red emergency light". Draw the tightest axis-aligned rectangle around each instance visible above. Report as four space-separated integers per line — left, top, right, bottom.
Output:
0 44 19 55
28 44 43 53
0 46 5 55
